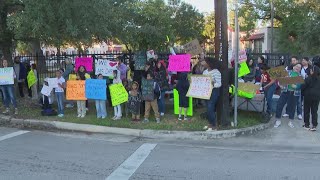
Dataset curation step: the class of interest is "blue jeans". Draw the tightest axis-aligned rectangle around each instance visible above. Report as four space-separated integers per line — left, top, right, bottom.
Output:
276 91 297 120
55 92 64 115
264 83 276 114
157 91 166 114
95 100 107 118
1 85 17 108
206 88 220 127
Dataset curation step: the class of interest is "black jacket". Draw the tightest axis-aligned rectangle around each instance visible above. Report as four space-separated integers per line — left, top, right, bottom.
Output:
302 75 320 101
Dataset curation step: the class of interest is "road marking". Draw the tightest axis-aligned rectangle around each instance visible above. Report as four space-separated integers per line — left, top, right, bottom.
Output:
0 131 30 142
106 143 157 180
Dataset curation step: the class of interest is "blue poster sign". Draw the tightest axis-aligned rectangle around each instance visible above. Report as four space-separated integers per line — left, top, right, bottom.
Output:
85 79 107 100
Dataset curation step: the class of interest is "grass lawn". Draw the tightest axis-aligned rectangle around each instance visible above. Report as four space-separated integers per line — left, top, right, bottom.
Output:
13 98 263 131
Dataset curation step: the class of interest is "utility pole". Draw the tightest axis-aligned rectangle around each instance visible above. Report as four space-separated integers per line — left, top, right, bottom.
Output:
214 0 230 127
234 0 239 127
270 0 274 53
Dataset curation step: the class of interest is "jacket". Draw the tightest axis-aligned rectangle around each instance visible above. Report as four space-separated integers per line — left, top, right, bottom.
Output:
302 75 320 100
14 63 27 81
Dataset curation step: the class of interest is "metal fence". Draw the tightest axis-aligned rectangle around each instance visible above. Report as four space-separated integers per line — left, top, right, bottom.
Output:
247 53 291 67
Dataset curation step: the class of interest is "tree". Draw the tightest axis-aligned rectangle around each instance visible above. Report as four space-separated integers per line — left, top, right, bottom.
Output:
0 0 23 62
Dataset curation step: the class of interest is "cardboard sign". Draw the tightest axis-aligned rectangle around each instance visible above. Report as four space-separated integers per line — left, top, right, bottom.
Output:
85 79 107 100
134 51 147 70
109 83 128 106
238 82 260 95
66 80 87 100
278 76 304 85
75 57 93 72
238 62 250 77
186 75 213 100
95 59 118 77
69 74 77 80
173 89 193 116
231 50 247 64
183 39 202 56
267 66 288 79
27 71 37 88
41 85 53 96
168 54 191 72
141 78 154 101
0 67 14 85
47 78 58 88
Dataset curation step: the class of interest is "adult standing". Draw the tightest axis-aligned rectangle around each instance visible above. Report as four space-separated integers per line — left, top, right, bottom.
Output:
255 56 265 83
301 57 311 79
13 56 27 98
154 60 169 116
1 59 18 115
117 57 127 81
62 59 75 108
302 65 320 131
202 57 222 131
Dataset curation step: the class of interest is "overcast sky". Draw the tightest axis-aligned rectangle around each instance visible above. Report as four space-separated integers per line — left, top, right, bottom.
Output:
183 0 214 13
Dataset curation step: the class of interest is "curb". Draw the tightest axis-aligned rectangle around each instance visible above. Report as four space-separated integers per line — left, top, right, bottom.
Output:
0 115 274 140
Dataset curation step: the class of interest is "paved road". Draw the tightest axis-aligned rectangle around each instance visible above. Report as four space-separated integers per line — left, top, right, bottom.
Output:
1 118 320 180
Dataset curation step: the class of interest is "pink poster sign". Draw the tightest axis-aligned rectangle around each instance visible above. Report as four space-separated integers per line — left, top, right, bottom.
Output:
168 54 191 72
75 57 93 72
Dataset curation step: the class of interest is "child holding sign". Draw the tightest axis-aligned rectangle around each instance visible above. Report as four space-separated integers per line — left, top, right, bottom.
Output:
143 73 161 123
176 73 190 121
112 70 122 120
95 74 107 119
76 66 90 118
55 70 66 117
128 81 141 122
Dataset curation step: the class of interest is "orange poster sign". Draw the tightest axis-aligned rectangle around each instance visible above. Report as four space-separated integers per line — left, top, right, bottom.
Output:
66 80 87 100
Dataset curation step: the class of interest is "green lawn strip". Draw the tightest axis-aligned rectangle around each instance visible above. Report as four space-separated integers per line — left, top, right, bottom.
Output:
15 99 262 131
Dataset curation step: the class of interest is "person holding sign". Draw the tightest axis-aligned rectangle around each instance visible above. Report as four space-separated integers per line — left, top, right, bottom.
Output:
95 74 107 119
274 64 302 128
260 64 277 118
54 70 66 117
176 73 190 121
30 64 38 100
76 66 90 118
143 73 161 124
128 81 142 122
155 60 169 116
112 70 123 120
202 57 221 131
1 59 18 115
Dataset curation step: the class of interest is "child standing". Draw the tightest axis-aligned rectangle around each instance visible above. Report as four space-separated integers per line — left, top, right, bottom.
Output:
30 64 38 100
176 72 190 121
55 70 66 117
128 81 141 122
95 74 107 119
112 70 122 120
302 65 320 131
76 66 90 118
143 73 161 123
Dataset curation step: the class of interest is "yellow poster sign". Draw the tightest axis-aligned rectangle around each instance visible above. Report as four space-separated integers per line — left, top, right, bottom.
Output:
27 71 37 88
109 83 128 106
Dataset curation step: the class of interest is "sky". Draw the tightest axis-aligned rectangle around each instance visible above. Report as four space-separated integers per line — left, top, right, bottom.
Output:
183 0 214 13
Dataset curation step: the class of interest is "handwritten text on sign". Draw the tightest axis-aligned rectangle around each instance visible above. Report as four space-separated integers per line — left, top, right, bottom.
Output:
41 85 53 96
267 66 288 79
75 57 93 72
186 75 213 100
168 54 191 72
66 80 87 100
109 83 128 106
85 79 107 100
183 39 202 56
0 67 14 85
95 59 118 77
141 79 154 101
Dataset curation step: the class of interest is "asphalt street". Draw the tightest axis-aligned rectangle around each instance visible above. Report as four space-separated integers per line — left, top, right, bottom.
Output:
1 118 320 180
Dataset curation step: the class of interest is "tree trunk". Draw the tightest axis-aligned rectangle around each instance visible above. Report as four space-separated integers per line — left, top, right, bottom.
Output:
0 41 13 66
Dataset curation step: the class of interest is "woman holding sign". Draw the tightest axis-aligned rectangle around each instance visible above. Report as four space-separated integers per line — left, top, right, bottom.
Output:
202 57 221 131
112 69 122 120
76 66 91 118
155 60 169 116
1 59 18 115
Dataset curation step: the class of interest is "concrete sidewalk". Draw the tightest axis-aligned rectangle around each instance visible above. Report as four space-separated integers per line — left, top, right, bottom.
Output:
0 114 273 140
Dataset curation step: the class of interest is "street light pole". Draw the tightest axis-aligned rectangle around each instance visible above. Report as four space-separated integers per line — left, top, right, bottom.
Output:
234 0 239 127
270 0 274 53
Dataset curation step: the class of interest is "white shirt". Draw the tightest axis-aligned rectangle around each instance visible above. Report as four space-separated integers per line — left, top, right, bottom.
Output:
203 69 222 88
55 77 65 92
